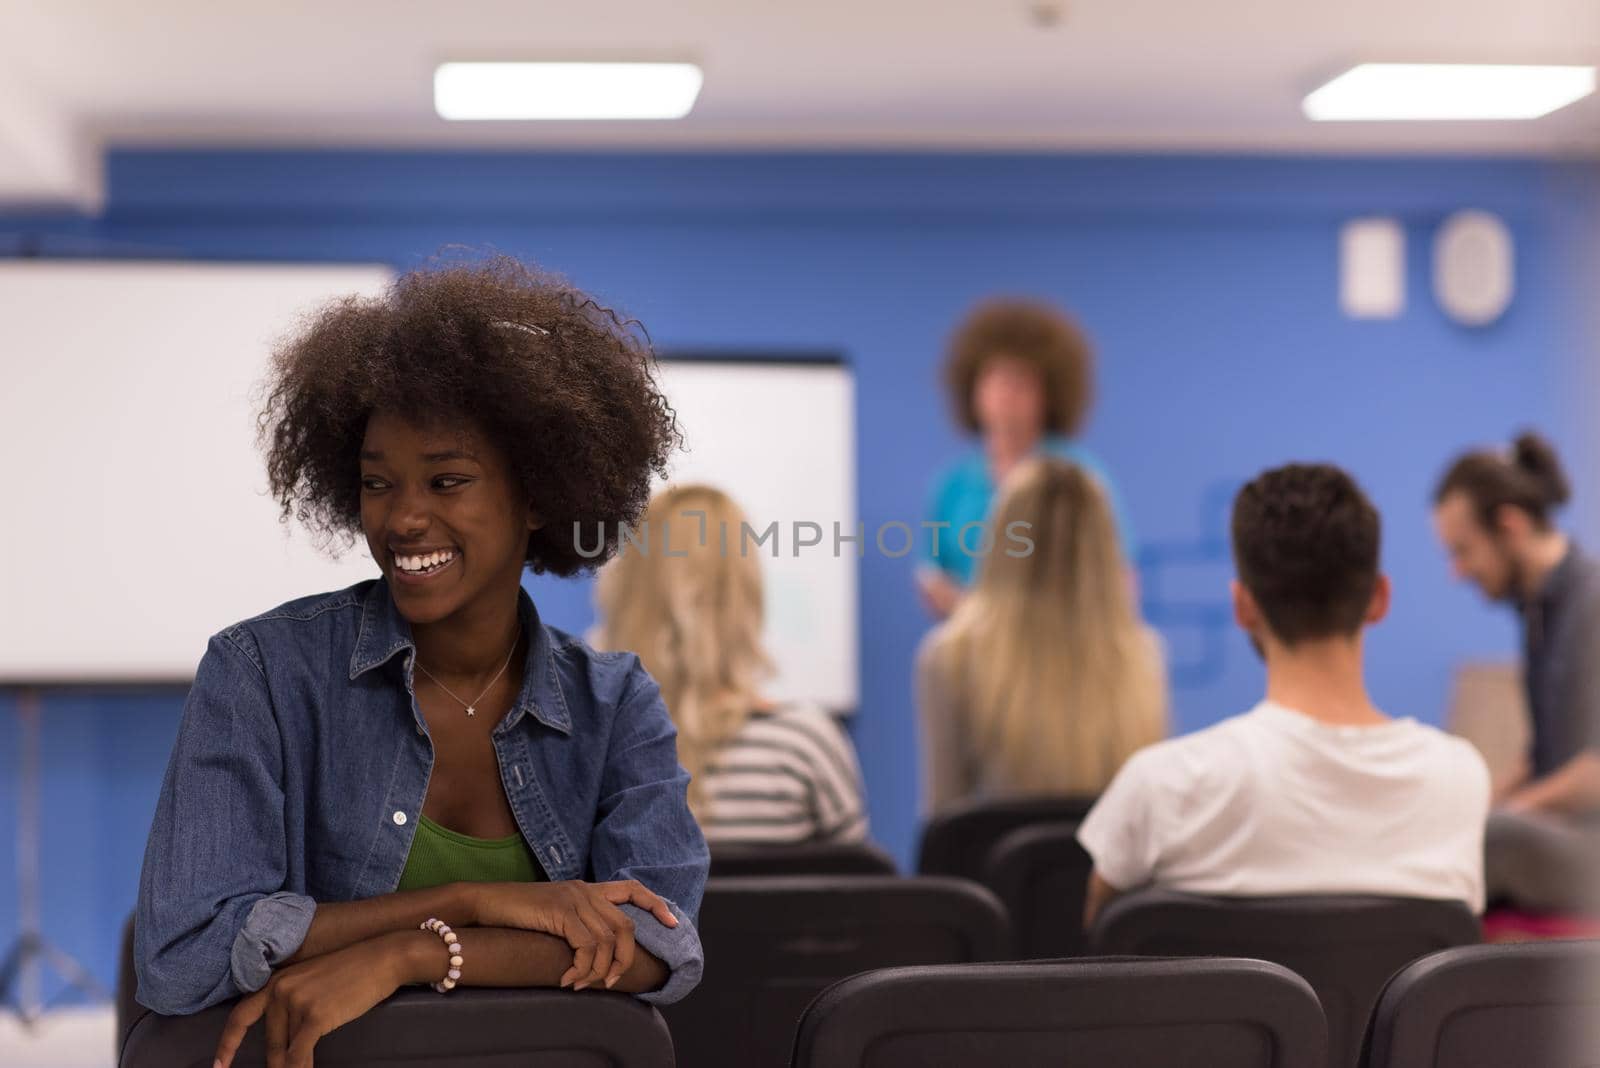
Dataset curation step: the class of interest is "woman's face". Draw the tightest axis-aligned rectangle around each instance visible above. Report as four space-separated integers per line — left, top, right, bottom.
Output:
358 409 539 626
973 354 1046 439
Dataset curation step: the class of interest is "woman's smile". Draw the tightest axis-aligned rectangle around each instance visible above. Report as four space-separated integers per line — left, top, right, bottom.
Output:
391 546 461 586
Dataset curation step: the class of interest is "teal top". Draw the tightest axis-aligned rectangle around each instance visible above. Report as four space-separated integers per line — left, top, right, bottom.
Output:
395 814 548 892
923 436 1136 585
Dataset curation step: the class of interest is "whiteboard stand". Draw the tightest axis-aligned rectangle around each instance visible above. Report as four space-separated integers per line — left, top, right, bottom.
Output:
0 689 108 1026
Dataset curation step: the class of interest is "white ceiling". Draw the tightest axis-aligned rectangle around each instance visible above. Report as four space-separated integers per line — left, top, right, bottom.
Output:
2 0 1598 206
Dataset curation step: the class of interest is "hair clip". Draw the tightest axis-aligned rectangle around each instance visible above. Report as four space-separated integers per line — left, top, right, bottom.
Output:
491 319 550 336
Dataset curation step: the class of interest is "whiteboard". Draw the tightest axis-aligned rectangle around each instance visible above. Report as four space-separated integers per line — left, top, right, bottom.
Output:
0 264 860 709
652 358 859 710
0 261 392 682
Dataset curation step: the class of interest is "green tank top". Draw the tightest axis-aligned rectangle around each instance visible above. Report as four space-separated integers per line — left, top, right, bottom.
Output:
396 814 548 892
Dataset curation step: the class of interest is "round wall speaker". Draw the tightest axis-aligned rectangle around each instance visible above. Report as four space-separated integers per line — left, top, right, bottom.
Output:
1433 210 1514 327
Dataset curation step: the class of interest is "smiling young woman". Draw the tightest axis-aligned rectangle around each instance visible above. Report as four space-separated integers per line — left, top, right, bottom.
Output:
132 256 706 1067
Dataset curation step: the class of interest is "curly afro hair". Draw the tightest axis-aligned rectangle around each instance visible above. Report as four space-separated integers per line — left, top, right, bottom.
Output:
943 298 1094 436
258 254 679 576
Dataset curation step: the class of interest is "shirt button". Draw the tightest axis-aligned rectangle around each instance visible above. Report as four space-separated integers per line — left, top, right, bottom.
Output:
392 811 408 826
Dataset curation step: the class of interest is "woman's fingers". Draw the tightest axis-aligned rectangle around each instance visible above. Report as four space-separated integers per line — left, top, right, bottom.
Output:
264 989 290 1068
549 879 676 990
571 899 616 990
214 988 268 1068
562 901 599 989
598 880 678 927
282 987 308 1055
596 898 637 988
285 1014 323 1068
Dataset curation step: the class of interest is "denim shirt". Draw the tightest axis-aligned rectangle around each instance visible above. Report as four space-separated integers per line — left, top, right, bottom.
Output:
134 578 708 1015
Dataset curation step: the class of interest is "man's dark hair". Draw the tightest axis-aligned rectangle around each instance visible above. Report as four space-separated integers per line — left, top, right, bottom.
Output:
1433 431 1570 532
1231 463 1381 645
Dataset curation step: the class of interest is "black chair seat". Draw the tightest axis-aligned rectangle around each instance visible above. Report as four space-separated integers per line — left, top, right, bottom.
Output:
1359 940 1600 1068
118 913 674 1068
1091 889 1481 1068
664 875 1010 1068
916 795 1095 880
979 821 1092 958
708 840 897 877
791 956 1327 1068
116 916 140 1061
121 986 675 1068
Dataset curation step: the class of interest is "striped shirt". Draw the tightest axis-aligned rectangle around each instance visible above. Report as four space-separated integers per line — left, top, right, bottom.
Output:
697 703 869 846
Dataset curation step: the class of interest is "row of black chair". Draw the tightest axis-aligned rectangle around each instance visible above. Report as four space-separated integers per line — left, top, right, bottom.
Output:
709 812 1471 1067
792 941 1600 1068
793 956 1325 1067
119 935 1599 1066
710 799 1098 959
918 796 1097 958
659 876 1482 1068
1094 889 1480 1068
114 795 1590 1067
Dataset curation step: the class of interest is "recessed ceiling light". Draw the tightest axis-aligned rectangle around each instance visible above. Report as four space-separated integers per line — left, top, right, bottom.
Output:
434 62 703 121
1303 63 1596 121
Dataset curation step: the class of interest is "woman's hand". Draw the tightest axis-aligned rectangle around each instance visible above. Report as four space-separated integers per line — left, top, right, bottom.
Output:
469 879 678 991
214 930 433 1068
916 568 963 619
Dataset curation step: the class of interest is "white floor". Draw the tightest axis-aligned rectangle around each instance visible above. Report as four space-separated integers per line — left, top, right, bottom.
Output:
0 1006 114 1068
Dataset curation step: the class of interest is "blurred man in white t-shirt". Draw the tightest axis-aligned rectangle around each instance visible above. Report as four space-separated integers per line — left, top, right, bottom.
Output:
1079 463 1491 928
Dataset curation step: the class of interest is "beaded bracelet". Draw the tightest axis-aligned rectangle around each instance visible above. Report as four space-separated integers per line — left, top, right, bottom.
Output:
419 917 463 993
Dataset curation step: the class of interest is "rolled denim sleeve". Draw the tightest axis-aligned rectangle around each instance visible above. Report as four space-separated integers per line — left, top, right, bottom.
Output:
588 659 709 1005
228 891 317 994
617 899 703 1006
134 631 315 1015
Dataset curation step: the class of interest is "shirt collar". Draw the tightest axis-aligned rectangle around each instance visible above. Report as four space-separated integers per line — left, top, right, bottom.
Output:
1531 540 1584 612
348 578 573 735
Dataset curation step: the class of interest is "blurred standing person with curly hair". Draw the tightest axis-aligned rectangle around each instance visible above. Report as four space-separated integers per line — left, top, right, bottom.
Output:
133 256 708 1066
918 298 1134 618
594 485 869 846
1432 432 1600 914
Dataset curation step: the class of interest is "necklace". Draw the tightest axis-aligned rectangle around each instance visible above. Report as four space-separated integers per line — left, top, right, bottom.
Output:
414 627 521 717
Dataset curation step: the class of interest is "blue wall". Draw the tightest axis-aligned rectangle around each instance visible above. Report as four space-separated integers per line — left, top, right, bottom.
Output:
2 150 1596 1000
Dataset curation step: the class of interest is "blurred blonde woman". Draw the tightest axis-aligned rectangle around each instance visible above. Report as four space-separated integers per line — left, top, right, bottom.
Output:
595 484 869 845
916 456 1168 814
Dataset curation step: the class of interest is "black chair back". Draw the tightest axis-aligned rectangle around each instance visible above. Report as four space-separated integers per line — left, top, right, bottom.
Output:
791 956 1327 1068
1091 889 1481 1068
980 822 1092 958
916 795 1095 880
664 875 1010 1068
709 840 897 877
121 986 675 1067
117 915 143 1061
1359 940 1600 1068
